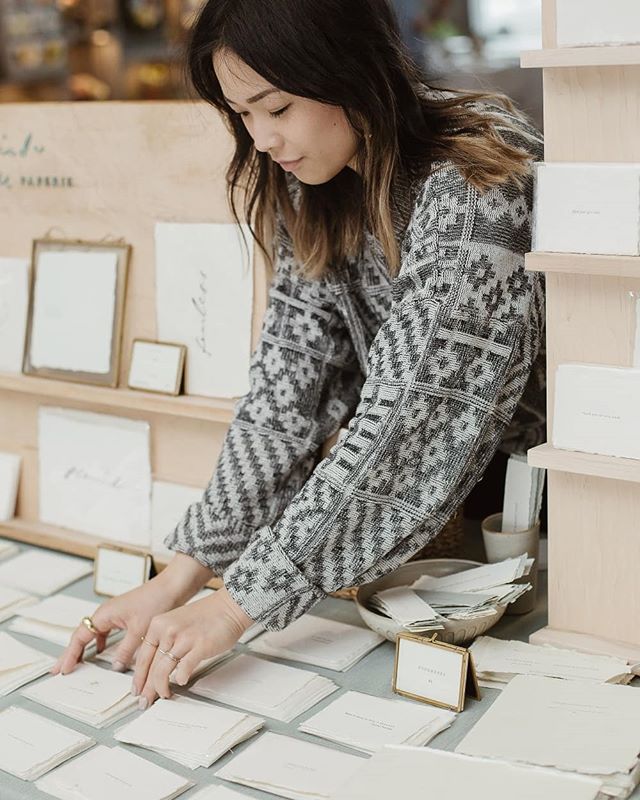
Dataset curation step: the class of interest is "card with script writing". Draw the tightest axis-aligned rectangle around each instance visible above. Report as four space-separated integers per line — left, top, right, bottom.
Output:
393 632 481 712
155 223 253 399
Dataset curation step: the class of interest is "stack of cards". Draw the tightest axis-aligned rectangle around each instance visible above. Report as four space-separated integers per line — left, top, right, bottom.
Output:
368 588 445 632
0 706 94 780
10 594 104 646
0 632 56 696
114 695 264 768
191 654 337 722
22 663 137 728
0 538 19 561
94 640 232 683
470 636 633 689
35 745 193 800
0 585 36 622
215 732 364 800
0 550 92 595
248 615 384 671
299 690 456 754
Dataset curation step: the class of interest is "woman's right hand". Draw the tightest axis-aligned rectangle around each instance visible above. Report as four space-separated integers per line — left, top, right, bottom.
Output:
51 553 214 676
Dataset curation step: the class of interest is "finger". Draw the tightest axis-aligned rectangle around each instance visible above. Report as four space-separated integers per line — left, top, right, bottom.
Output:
111 629 143 673
147 640 183 702
53 624 98 675
171 650 203 687
132 626 161 696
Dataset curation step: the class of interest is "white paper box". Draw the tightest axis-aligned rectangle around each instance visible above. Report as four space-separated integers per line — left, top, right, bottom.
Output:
533 163 640 256
553 364 640 460
0 452 21 521
556 0 640 47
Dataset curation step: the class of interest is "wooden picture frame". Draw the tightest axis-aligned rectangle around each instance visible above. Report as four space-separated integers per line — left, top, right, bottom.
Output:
127 339 186 396
393 632 481 713
94 543 153 598
23 239 130 388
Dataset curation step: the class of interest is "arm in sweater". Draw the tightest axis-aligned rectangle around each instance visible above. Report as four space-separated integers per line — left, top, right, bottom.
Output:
223 162 545 629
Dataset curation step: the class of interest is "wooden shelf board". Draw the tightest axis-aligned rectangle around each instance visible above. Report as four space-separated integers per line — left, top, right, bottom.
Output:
0 518 224 589
521 45 640 69
528 443 640 484
526 252 640 278
0 372 236 424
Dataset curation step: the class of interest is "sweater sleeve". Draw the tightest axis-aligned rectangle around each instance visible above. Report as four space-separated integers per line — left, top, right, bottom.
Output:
164 212 363 572
223 162 545 629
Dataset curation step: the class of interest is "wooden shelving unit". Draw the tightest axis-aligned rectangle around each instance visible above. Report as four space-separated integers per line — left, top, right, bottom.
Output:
525 0 640 660
0 102 267 559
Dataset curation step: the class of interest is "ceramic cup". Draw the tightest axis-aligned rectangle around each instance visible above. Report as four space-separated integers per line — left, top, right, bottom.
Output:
481 511 539 615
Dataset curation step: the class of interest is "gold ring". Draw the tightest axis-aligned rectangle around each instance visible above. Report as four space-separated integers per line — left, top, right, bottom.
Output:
140 635 159 648
81 616 99 635
158 647 181 664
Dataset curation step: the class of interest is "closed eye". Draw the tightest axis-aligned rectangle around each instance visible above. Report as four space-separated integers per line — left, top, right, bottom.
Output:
232 105 290 119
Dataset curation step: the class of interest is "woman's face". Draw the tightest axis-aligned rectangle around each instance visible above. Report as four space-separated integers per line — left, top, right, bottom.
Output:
214 49 359 184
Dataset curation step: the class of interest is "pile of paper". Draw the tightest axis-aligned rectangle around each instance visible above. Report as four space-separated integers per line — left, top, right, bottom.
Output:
0 706 94 780
94 640 232 683
369 557 533 630
502 453 545 533
470 636 633 689
299 690 456 754
248 614 384 671
9 594 108 646
22 663 137 728
35 745 193 800
215 732 364 800
0 550 92 595
191 654 337 722
0 585 36 622
456 674 640 798
332 745 604 800
114 695 263 768
0 632 56 696
0 538 19 562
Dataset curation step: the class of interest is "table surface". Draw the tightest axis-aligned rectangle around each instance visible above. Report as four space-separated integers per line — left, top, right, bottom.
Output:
0 534 634 800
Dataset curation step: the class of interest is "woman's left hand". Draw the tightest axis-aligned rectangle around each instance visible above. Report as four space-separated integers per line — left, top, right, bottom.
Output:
132 586 253 709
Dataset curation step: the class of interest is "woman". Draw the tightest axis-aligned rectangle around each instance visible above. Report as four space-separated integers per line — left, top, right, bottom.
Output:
55 0 545 711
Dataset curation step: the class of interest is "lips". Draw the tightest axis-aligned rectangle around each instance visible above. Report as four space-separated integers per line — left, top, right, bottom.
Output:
276 158 303 170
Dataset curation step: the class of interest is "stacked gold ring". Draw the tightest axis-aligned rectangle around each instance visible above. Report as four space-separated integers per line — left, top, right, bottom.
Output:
158 647 181 664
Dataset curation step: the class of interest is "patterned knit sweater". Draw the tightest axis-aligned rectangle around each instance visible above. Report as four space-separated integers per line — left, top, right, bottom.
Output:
166 103 546 630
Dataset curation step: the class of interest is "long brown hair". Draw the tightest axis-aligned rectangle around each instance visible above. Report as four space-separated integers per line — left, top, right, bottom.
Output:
188 0 541 278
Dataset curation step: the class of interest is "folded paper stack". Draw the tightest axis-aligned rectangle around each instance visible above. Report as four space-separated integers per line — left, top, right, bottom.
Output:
248 614 384 671
22 663 138 728
299 690 456 754
191 654 337 722
35 744 193 800
215 732 364 800
10 594 103 646
0 632 56 696
114 695 264 769
0 706 94 780
0 585 36 623
0 550 92 595
470 636 633 689
456 674 640 799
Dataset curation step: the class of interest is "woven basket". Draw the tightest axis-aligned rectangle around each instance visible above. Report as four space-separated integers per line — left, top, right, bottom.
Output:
331 505 465 600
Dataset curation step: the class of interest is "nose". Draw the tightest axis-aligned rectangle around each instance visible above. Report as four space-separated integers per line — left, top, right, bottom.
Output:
251 118 284 155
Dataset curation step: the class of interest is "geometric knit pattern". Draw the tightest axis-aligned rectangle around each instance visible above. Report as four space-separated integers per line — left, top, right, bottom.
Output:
166 103 546 630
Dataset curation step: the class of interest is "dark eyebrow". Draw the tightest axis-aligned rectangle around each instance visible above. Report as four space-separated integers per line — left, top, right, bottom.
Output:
224 88 281 106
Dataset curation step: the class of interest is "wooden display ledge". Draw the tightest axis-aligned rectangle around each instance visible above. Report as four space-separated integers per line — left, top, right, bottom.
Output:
526 252 640 278
528 443 640 484
521 44 640 69
0 518 359 599
0 372 236 424
530 626 640 665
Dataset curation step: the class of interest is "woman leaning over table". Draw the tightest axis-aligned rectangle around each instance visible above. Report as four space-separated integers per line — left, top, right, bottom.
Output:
55 0 546 709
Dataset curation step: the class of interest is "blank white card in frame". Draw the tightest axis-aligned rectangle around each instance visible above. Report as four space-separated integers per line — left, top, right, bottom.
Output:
155 223 254 399
29 250 118 374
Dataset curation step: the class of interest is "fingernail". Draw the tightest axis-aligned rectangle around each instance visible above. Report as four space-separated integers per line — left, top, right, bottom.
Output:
138 697 148 711
112 661 126 672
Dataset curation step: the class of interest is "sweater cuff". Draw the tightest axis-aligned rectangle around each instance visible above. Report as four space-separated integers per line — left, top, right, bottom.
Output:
223 526 326 631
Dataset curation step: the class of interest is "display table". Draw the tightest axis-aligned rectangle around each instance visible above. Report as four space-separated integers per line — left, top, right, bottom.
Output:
1 538 627 800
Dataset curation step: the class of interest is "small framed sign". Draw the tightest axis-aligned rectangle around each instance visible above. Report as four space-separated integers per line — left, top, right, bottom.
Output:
127 339 186 396
94 544 154 597
393 632 481 712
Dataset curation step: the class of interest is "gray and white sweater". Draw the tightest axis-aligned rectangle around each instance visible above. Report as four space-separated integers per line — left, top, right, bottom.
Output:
166 104 546 630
